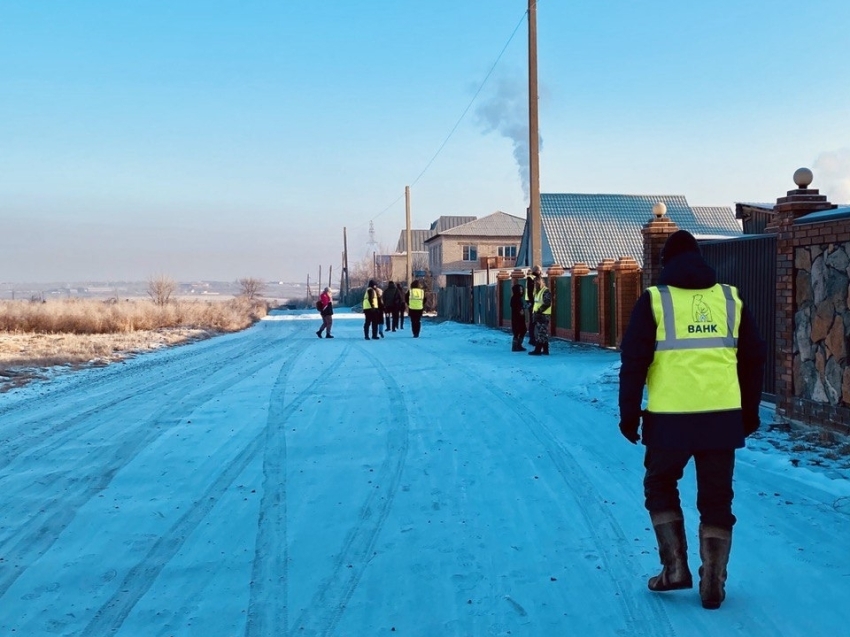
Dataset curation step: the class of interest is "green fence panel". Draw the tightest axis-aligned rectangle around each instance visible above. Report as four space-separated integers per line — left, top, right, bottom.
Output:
501 279 512 324
555 276 571 330
579 273 599 333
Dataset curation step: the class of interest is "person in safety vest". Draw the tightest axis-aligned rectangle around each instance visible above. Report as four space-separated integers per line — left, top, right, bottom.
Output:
363 280 380 340
618 230 765 610
405 279 426 338
529 272 552 355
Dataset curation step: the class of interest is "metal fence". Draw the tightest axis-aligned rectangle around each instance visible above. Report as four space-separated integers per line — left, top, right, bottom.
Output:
700 234 777 395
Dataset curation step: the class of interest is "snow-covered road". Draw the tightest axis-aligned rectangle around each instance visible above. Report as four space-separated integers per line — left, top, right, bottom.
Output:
1 310 848 636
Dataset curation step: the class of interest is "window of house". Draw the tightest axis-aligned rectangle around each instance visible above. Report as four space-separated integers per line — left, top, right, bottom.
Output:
462 245 478 261
498 245 518 258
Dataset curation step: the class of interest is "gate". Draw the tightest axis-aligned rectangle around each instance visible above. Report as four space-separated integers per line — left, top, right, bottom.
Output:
700 235 776 396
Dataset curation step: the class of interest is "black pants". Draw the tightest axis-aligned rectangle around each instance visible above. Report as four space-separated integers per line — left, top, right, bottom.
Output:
363 309 380 338
409 309 423 337
386 309 400 330
643 447 736 530
318 315 332 336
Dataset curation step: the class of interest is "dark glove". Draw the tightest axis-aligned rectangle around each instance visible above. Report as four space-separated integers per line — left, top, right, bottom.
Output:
533 312 542 322
619 417 641 444
743 413 760 437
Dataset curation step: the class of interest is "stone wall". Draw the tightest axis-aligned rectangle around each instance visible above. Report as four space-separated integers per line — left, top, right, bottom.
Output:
794 243 850 407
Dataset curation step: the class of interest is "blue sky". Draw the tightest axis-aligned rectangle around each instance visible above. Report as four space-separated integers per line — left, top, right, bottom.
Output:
2 1 849 283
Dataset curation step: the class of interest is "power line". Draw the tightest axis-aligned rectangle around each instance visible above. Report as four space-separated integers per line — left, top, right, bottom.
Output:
365 7 529 226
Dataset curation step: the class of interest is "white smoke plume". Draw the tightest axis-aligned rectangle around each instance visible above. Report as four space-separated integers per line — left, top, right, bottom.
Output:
475 75 542 200
813 148 850 204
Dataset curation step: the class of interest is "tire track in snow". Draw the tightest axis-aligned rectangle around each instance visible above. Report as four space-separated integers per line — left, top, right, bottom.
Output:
406 342 676 637
291 343 411 637
85 336 348 635
245 341 354 637
0 329 284 472
0 335 306 601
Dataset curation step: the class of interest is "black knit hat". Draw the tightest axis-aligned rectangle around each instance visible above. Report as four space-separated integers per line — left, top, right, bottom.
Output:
368 279 376 287
661 230 700 265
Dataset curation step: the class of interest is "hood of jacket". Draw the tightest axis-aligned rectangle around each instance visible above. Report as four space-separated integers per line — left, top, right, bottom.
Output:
657 251 717 289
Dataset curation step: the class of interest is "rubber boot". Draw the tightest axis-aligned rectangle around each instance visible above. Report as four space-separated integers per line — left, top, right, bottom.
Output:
647 511 693 592
528 345 543 356
512 337 524 352
699 525 732 610
542 342 549 355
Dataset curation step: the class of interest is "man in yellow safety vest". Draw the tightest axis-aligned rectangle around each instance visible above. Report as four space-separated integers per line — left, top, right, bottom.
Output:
406 279 426 338
618 230 766 610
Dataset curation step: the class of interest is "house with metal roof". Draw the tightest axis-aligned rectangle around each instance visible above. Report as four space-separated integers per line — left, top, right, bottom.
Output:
516 193 742 269
424 211 526 286
378 217 480 284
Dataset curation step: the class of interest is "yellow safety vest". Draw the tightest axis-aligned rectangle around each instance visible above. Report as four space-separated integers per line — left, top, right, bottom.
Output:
363 289 375 310
408 288 425 310
646 284 743 413
533 286 551 315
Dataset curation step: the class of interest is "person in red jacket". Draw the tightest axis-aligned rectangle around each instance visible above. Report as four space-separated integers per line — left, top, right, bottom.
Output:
316 287 334 338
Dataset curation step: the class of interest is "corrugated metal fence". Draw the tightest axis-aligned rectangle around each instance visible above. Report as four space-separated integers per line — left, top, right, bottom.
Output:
700 234 777 395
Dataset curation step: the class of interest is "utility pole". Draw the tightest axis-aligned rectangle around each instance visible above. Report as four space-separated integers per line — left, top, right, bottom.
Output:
327 265 332 290
405 185 412 286
528 0 542 268
343 227 350 298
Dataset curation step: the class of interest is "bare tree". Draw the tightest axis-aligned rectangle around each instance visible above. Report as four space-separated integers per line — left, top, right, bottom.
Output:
348 255 375 289
238 277 265 302
148 275 176 306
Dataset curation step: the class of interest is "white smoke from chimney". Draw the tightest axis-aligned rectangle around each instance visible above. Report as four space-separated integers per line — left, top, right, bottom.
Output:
813 148 850 204
475 75 543 200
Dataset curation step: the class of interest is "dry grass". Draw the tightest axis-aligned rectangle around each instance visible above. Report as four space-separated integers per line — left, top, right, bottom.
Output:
0 298 270 390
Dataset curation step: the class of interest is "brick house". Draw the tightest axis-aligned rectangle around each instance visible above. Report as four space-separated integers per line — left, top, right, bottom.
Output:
424 211 525 287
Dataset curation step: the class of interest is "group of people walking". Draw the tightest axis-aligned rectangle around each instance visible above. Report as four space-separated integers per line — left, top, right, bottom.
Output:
362 279 425 339
316 279 426 341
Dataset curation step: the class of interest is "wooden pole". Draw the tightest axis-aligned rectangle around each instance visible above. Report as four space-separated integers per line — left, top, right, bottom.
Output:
405 186 412 286
343 227 350 298
528 0 542 268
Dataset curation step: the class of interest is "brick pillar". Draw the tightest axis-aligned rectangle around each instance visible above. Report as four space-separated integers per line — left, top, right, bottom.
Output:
765 168 837 419
614 256 641 348
641 203 679 290
547 264 566 338
571 263 590 342
597 259 616 347
496 269 511 327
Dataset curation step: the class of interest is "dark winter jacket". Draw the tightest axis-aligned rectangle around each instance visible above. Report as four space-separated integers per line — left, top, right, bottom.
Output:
618 251 766 450
510 284 527 333
383 282 399 310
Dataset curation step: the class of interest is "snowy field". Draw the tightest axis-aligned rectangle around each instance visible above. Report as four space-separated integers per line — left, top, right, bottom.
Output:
1 309 848 636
